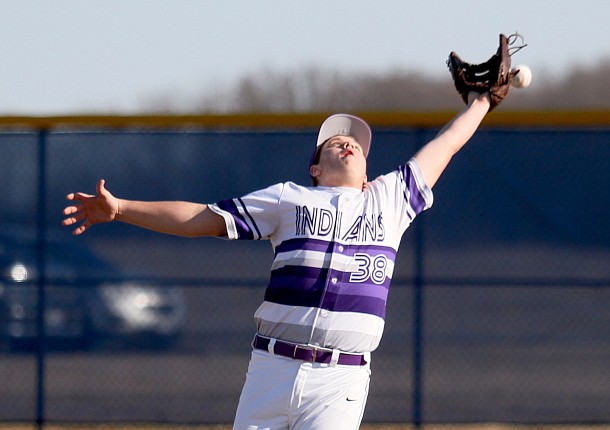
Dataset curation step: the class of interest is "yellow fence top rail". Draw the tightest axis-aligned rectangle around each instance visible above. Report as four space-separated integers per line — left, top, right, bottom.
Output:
0 111 609 130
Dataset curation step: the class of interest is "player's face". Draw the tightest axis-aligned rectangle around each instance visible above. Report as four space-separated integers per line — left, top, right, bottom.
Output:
311 135 367 188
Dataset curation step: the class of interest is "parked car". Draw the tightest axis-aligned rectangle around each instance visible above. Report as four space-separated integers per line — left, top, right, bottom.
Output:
0 234 186 350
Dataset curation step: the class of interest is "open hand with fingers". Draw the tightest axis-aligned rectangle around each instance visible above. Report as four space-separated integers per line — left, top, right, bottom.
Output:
63 179 119 235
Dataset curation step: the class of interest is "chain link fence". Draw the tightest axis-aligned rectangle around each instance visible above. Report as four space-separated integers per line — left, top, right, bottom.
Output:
0 121 608 426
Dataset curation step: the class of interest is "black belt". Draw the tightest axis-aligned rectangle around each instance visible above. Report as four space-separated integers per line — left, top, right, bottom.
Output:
252 335 367 366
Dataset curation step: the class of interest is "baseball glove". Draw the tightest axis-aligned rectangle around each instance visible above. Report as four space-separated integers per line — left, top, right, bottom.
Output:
447 33 526 111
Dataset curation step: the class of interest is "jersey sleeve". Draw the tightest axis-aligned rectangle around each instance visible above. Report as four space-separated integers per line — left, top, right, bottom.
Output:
401 157 434 214
207 183 284 240
372 158 434 234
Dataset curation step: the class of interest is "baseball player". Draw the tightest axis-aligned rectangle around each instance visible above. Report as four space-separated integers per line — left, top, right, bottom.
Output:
62 33 521 428
63 88 496 429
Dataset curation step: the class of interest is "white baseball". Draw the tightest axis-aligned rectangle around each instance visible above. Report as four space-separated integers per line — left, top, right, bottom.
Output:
511 65 532 89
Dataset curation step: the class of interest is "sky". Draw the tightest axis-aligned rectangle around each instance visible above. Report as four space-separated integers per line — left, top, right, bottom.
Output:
1 0 609 115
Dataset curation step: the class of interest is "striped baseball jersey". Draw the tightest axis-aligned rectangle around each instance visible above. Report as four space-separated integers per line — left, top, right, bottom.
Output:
208 158 433 353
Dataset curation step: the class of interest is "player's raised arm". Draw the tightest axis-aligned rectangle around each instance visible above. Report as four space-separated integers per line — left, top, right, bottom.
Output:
414 33 526 189
62 179 227 237
413 92 490 188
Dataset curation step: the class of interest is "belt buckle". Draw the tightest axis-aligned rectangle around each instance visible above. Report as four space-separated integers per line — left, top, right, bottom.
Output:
312 346 319 362
292 344 318 362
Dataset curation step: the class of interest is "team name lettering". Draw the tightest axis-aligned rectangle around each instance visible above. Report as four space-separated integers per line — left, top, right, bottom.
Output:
295 205 384 242
341 214 385 242
295 206 340 236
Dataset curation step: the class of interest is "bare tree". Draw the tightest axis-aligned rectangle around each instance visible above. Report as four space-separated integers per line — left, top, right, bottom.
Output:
145 59 610 113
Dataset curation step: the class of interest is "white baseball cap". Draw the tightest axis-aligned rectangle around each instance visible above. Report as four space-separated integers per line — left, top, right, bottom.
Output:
310 113 372 167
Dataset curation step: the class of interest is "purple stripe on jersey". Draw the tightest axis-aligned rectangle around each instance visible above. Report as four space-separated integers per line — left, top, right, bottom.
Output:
237 198 262 239
264 266 328 307
321 268 389 318
321 291 387 318
339 244 397 260
266 265 389 318
399 164 426 215
216 198 255 240
275 238 397 259
275 237 333 256
325 276 390 300
267 265 327 292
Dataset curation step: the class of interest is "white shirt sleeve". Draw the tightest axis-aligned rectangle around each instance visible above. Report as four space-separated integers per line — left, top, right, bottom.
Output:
368 158 433 234
208 183 284 240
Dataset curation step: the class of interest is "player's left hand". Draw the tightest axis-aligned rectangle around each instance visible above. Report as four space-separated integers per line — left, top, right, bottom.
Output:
447 33 526 111
468 91 491 107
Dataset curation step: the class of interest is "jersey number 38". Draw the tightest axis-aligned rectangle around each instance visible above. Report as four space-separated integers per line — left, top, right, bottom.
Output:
349 253 388 285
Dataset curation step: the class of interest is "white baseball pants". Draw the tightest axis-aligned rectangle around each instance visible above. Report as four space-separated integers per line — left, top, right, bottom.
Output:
233 349 371 430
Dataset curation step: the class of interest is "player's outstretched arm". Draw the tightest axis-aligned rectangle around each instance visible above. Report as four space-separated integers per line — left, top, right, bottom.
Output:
63 179 227 237
413 92 490 188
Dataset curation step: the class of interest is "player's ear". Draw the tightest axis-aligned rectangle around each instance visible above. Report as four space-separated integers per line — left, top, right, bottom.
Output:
310 164 321 178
